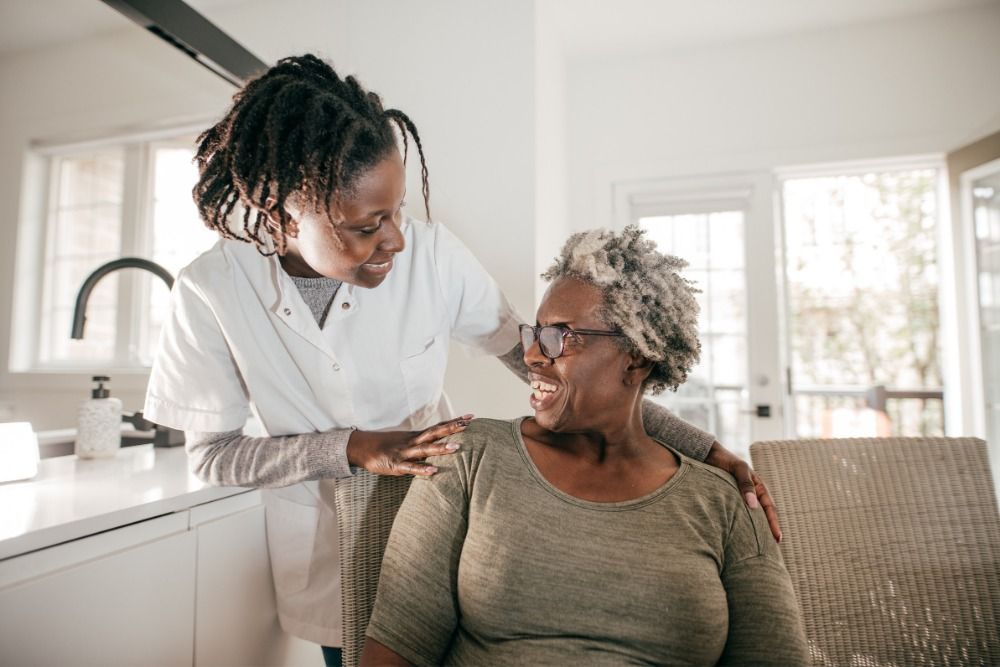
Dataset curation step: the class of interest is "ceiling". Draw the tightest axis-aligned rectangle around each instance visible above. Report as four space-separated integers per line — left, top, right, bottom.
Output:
0 0 251 56
539 0 1000 60
1 0 996 59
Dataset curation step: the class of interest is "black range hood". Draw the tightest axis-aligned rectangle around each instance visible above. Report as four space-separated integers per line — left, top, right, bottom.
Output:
100 0 267 86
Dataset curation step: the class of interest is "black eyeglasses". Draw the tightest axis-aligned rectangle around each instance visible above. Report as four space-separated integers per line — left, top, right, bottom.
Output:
519 324 627 361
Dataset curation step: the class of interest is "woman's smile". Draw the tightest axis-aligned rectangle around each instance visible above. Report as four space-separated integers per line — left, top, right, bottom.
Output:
529 375 562 412
361 257 394 276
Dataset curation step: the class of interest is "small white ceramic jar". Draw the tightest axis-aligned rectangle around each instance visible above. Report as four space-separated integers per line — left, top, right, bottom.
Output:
75 376 122 459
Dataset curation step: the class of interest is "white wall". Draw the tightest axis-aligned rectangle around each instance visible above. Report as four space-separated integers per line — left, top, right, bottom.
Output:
564 2 1000 231
0 0 535 430
341 0 536 421
534 1 571 306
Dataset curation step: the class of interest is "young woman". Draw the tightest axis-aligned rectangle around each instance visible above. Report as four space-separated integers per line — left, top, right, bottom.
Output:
143 54 778 666
362 227 807 666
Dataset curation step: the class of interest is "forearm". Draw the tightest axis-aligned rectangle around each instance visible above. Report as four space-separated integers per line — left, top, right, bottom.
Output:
641 400 715 461
497 342 530 383
184 427 354 488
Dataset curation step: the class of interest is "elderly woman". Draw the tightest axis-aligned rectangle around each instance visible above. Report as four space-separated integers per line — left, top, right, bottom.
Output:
360 226 808 666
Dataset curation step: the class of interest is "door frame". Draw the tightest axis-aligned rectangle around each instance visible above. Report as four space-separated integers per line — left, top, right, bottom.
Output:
611 171 786 442
958 156 1000 439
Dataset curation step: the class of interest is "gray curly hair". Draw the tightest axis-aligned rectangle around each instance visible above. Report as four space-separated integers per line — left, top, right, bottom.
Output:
542 225 701 394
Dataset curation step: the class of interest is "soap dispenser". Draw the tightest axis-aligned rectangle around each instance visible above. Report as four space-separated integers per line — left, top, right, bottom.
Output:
75 375 122 459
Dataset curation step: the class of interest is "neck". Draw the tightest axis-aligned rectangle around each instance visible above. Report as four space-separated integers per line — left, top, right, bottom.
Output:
279 245 322 278
546 407 652 462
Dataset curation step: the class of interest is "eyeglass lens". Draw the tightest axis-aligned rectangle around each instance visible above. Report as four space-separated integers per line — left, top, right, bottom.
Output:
521 325 565 359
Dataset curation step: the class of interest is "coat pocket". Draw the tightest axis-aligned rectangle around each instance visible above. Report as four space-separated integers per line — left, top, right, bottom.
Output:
400 335 449 418
263 493 319 596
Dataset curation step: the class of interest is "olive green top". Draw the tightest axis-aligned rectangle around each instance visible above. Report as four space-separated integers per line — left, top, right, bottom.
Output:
367 418 808 666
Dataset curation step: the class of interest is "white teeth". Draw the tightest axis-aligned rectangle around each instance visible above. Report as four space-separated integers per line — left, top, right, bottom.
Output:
530 380 558 392
367 261 390 268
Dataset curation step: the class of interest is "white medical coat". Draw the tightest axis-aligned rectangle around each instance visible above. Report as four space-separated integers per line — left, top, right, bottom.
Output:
144 218 521 645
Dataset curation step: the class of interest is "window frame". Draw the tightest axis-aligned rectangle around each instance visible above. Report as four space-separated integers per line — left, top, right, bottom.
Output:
606 154 961 441
774 154 960 437
958 156 1000 441
8 124 207 388
612 170 786 447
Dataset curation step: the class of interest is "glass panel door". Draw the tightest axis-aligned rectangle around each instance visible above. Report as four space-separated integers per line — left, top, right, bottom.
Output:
639 211 752 455
972 166 1000 446
781 168 944 438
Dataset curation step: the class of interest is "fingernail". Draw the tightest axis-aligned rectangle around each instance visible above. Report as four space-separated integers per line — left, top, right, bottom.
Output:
777 533 783 544
426 466 438 474
445 443 460 451
744 492 759 509
461 413 474 420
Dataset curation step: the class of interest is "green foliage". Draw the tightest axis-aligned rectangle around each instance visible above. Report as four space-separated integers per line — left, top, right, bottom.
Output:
785 170 942 435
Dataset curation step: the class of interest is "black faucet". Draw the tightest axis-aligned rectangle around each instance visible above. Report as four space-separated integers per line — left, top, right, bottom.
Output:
71 257 174 339
122 410 186 448
70 257 184 448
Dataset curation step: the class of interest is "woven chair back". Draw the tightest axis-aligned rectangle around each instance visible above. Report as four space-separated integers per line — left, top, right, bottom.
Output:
335 471 412 667
751 436 1000 666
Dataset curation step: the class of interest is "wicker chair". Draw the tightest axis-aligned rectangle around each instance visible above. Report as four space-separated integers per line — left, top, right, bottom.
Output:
750 436 1000 666
335 470 412 667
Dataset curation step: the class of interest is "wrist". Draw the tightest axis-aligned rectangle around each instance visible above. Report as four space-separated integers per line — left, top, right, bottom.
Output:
345 428 366 467
704 440 729 470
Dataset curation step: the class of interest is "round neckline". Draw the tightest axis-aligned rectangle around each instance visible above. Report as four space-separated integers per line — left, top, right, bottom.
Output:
509 416 688 511
288 275 343 291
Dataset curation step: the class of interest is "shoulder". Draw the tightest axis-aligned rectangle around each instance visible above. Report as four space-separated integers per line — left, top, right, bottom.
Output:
676 457 776 562
415 419 520 505
458 417 519 440
404 217 482 263
387 217 449 279
441 418 519 458
678 455 744 504
176 239 238 287
402 217 467 266
401 216 441 250
429 418 520 476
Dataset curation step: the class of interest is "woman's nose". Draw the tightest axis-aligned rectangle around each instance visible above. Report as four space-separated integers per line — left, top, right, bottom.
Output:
379 218 406 253
522 335 550 367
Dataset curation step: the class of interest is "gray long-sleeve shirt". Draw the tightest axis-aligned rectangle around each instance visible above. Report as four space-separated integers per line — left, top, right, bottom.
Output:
185 277 716 488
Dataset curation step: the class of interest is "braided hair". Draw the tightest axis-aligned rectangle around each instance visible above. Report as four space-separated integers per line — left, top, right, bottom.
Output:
193 54 430 255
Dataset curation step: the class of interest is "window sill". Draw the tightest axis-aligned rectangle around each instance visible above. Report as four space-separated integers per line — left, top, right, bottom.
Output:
2 369 152 392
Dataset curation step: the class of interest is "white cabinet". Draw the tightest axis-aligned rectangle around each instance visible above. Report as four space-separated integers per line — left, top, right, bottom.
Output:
191 492 320 667
0 512 196 666
0 491 322 667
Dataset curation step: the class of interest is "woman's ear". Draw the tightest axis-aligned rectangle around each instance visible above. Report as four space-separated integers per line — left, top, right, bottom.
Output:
264 196 299 238
623 353 654 387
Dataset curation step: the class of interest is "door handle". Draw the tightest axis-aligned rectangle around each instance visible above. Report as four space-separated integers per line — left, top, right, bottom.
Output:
741 404 772 418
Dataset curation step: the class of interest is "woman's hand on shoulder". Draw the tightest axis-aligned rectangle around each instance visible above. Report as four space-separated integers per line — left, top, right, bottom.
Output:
346 415 472 476
705 441 782 543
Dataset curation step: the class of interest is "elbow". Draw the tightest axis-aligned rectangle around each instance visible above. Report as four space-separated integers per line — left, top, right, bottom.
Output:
185 442 229 486
188 454 223 486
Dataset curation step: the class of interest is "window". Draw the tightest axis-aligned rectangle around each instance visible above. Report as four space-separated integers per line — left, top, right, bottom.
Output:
617 172 782 457
16 132 217 371
969 161 1000 448
639 211 751 452
614 160 951 446
781 167 944 438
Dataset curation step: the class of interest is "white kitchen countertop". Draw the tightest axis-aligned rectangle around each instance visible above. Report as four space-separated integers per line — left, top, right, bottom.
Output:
0 444 248 560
